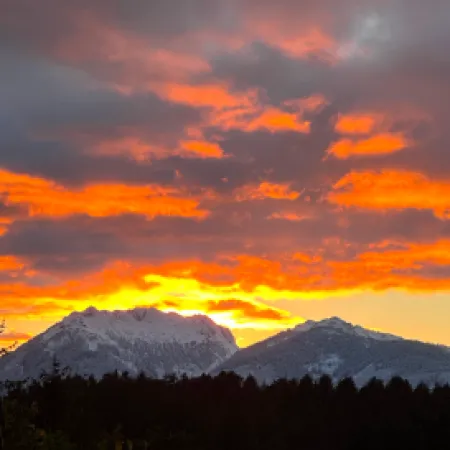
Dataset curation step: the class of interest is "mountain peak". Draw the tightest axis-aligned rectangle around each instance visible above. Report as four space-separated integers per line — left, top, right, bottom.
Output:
294 316 401 341
217 316 450 387
82 306 99 317
317 317 352 328
294 316 350 332
58 306 237 348
0 306 238 381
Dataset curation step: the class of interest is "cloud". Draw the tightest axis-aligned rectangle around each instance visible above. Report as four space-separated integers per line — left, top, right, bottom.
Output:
329 170 450 219
328 240 450 291
269 212 313 222
235 182 302 201
0 331 32 345
0 298 73 319
156 82 249 109
2 0 450 346
2 235 450 344
0 169 210 223
180 140 225 159
327 133 410 159
0 256 24 272
153 297 298 327
0 219 13 237
334 113 381 135
206 299 291 321
0 256 25 271
239 107 312 134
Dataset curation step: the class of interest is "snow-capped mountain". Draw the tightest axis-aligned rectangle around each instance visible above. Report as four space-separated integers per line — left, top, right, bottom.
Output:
215 317 450 386
3 313 450 386
0 307 238 381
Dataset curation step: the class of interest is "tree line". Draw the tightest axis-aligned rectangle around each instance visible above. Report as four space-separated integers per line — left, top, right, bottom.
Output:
1 361 450 450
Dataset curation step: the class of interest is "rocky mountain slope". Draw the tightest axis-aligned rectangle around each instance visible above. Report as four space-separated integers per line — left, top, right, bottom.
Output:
0 306 238 381
215 317 450 386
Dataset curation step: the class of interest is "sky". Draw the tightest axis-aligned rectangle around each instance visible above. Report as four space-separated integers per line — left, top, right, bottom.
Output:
1 0 450 348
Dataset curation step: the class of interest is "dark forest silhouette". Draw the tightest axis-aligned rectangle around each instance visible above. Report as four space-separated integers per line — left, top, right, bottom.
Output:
1 361 450 450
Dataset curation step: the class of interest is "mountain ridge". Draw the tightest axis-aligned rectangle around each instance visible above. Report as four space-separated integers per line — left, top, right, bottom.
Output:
0 306 238 381
2 310 450 386
215 316 450 386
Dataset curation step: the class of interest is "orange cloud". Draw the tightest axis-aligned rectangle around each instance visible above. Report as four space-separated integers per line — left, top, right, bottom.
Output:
156 81 324 138
236 182 301 201
335 113 381 135
327 133 410 159
0 296 74 319
149 297 295 326
360 240 450 269
9 247 450 306
0 218 13 236
180 140 225 158
139 249 450 298
219 254 323 292
0 258 305 333
244 108 311 133
328 240 450 292
90 137 225 161
156 82 250 109
0 331 32 347
211 94 326 134
0 256 25 272
155 82 314 137
292 252 322 264
0 169 209 220
206 299 290 321
329 170 450 219
269 212 311 222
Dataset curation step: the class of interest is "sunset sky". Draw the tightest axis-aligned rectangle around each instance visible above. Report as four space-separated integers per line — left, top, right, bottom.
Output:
1 0 450 348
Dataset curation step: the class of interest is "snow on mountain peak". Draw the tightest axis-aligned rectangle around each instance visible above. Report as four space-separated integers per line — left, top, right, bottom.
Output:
293 317 352 333
294 317 401 341
56 306 236 350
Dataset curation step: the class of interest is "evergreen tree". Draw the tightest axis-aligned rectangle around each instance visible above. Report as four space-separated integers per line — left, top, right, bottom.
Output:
1 369 450 450
0 321 8 450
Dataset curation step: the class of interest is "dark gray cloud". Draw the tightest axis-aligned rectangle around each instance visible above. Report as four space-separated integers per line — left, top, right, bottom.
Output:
0 49 206 185
206 42 330 104
0 130 177 186
0 218 128 274
0 0 237 49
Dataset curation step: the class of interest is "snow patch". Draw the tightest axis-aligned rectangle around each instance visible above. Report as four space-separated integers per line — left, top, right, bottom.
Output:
294 317 401 342
306 354 343 376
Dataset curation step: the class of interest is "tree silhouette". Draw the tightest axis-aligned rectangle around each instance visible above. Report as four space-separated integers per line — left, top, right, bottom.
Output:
0 369 449 449
0 321 7 450
0 321 8 357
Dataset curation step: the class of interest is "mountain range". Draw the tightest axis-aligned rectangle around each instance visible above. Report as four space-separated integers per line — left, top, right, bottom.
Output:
2 308 450 386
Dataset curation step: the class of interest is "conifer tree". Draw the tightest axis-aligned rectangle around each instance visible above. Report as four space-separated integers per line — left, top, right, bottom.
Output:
0 321 6 450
